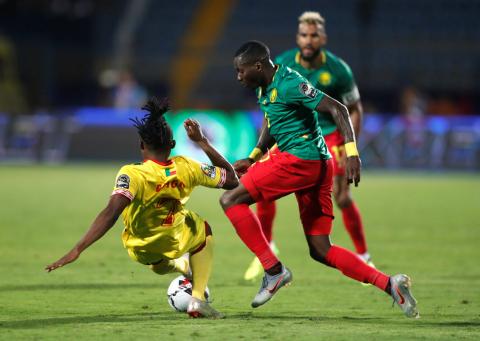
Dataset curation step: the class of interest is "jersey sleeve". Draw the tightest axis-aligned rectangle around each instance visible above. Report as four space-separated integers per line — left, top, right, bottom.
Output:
283 74 325 112
335 59 360 106
111 165 139 201
184 157 227 189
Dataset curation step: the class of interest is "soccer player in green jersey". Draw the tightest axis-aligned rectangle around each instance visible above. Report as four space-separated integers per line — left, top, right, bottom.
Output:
220 41 418 318
243 11 374 282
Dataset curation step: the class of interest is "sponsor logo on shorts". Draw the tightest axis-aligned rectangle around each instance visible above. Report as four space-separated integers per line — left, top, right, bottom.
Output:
299 82 318 99
201 164 217 179
116 174 130 189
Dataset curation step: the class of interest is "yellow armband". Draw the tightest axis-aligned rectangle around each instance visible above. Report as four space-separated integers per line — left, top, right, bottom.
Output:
344 142 359 157
248 147 264 162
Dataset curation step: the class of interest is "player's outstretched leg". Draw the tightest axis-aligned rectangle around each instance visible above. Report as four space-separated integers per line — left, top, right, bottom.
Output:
306 235 419 318
187 235 224 319
251 265 292 308
244 200 278 281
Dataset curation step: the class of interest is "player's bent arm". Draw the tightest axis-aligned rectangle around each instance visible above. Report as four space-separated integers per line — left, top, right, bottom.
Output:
242 118 275 168
196 138 239 189
45 194 130 272
316 94 355 144
184 118 238 189
316 94 361 186
348 101 363 140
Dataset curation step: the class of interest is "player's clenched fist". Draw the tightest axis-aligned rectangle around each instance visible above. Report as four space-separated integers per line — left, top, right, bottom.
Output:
184 119 206 143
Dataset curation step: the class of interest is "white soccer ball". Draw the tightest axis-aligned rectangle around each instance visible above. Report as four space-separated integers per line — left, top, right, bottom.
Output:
167 275 210 312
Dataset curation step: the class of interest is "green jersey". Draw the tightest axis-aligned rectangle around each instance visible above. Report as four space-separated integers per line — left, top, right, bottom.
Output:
256 64 330 160
275 48 360 136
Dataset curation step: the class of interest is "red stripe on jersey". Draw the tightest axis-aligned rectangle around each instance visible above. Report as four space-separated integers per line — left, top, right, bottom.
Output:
112 189 134 201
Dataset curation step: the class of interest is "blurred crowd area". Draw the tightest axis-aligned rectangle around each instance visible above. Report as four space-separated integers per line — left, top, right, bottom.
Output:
1 0 479 169
0 0 479 115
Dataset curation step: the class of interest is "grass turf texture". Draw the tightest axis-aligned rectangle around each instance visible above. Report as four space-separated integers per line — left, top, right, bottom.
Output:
0 164 479 340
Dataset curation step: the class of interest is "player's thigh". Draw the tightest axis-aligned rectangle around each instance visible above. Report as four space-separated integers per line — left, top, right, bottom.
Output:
127 212 209 265
295 159 334 236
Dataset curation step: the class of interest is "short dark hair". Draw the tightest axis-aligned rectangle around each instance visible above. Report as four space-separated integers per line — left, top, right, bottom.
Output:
131 97 173 150
234 40 270 65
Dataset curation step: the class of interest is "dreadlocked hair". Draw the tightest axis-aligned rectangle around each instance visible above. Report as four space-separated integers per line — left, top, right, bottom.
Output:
130 97 173 150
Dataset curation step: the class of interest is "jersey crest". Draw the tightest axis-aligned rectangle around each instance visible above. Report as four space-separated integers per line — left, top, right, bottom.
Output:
318 71 332 86
270 88 278 103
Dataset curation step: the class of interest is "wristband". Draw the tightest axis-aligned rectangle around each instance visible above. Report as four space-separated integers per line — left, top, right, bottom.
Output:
248 147 263 162
344 142 359 157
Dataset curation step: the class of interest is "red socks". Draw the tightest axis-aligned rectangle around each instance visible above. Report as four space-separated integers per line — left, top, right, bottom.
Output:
256 200 276 242
342 202 367 254
225 204 279 270
326 245 389 291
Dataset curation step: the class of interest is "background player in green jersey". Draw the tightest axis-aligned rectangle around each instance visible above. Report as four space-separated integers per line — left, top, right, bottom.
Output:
221 40 418 318
243 11 374 282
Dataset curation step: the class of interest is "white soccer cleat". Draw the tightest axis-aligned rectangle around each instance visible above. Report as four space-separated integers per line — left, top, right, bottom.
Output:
187 297 225 319
251 266 292 308
390 274 420 318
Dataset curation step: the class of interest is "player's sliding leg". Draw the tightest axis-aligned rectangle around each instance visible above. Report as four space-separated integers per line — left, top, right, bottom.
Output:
244 200 278 281
149 256 190 276
306 235 419 318
187 227 224 319
333 173 373 266
221 184 292 308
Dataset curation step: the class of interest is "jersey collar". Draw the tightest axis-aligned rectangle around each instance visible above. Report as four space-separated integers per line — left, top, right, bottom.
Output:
145 158 173 166
295 49 326 68
257 65 280 98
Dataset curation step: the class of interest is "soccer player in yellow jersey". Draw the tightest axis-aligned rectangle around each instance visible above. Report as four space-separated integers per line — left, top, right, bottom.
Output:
45 97 238 319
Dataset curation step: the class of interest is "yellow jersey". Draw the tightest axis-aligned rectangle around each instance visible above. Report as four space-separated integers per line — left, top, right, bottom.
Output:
111 156 226 262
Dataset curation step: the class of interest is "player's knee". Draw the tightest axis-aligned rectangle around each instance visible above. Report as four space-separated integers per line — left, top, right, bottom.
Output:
334 191 352 209
309 247 328 264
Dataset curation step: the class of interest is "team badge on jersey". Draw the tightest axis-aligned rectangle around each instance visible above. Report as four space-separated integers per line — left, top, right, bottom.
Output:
201 163 216 179
116 174 130 189
319 71 332 86
270 88 278 103
299 82 318 99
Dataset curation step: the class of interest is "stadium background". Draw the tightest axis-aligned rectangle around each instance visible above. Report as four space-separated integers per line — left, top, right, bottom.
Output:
1 0 479 167
1 1 479 340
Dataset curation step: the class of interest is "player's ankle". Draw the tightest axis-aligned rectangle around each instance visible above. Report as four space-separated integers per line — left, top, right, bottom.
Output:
265 262 283 276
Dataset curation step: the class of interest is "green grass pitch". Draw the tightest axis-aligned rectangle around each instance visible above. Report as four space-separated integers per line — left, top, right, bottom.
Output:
0 165 479 340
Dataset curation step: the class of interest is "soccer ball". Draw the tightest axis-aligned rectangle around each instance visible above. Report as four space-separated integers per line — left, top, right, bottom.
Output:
167 275 210 312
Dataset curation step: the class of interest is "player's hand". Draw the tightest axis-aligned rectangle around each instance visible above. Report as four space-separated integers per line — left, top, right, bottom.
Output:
45 249 80 272
184 119 206 143
233 158 253 177
346 156 361 186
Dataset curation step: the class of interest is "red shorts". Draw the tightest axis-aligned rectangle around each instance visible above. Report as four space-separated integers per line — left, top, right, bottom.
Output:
324 130 346 176
241 150 334 235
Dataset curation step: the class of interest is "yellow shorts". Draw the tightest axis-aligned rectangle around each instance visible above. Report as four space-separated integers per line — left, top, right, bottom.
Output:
124 210 208 265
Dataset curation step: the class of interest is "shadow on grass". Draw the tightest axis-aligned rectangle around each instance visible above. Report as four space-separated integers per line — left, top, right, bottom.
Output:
0 312 182 329
0 283 159 292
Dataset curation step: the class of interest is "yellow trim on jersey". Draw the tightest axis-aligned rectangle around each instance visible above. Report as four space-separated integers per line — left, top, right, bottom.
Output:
295 50 326 66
